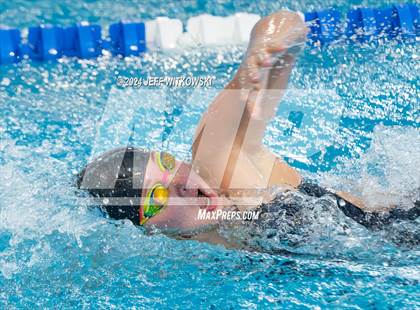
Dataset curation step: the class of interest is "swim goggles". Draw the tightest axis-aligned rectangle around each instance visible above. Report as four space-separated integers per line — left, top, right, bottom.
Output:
139 152 176 225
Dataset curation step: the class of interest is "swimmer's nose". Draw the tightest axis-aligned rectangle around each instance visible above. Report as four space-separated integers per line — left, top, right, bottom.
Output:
170 162 219 208
173 183 198 198
170 162 199 197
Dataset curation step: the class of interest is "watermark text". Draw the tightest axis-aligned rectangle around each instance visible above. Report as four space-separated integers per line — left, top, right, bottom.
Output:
116 76 215 88
197 209 261 221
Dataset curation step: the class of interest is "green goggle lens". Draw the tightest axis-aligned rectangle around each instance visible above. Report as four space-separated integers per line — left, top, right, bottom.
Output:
141 183 169 224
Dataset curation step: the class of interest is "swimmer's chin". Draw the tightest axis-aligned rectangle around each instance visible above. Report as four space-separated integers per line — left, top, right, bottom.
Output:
145 222 218 238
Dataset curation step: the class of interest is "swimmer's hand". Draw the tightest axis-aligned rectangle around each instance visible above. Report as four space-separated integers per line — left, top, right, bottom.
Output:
240 10 308 87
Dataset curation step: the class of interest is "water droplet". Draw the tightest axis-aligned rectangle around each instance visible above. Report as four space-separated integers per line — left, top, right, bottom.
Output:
1 78 11 86
48 48 58 55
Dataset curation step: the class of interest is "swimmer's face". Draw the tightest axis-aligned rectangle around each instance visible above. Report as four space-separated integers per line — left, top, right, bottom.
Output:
141 152 221 229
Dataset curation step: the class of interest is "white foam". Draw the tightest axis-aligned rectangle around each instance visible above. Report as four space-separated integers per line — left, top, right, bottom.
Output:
320 126 420 211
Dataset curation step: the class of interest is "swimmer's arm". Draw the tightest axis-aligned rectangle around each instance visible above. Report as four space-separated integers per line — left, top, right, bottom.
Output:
334 190 395 212
191 11 307 190
193 11 308 152
335 191 367 210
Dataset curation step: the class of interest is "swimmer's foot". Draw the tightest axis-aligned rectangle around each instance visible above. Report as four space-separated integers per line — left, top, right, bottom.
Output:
237 10 308 89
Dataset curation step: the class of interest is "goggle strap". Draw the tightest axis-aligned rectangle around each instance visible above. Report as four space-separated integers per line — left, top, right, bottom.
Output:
139 206 145 225
156 151 175 172
139 185 153 225
162 170 170 184
156 152 166 172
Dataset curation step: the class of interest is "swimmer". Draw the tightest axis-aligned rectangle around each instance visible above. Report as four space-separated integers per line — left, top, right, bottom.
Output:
77 10 419 248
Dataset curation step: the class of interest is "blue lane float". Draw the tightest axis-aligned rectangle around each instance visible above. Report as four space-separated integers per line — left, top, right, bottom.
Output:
0 28 21 64
0 3 418 65
346 8 382 42
393 4 417 39
304 9 342 46
306 3 419 45
63 23 103 59
26 25 65 61
109 22 146 57
346 4 418 42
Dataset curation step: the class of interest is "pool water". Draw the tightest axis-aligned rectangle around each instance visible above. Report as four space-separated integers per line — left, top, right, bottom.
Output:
1 0 419 308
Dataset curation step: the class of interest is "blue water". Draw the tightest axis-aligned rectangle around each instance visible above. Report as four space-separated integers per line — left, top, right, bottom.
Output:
1 0 419 308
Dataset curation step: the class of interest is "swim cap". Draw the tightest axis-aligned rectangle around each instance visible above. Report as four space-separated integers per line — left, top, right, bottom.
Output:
76 147 150 225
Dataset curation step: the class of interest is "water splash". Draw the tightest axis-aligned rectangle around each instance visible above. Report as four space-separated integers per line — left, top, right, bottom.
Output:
0 2 419 306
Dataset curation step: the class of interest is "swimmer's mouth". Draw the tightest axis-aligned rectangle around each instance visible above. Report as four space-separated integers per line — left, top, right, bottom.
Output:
197 190 216 211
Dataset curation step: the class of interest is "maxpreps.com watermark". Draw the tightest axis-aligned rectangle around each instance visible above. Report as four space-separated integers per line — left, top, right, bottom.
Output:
116 76 215 88
197 209 261 221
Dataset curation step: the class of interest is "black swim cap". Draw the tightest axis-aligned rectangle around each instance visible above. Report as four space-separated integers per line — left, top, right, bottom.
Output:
77 147 150 225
